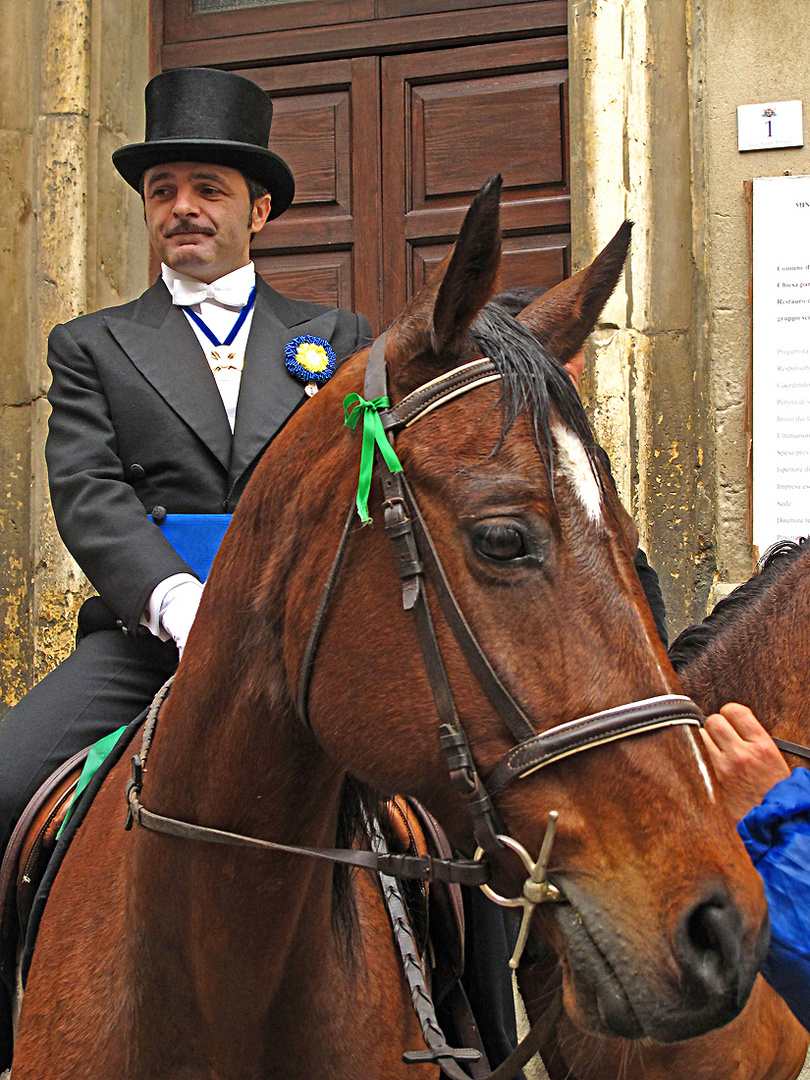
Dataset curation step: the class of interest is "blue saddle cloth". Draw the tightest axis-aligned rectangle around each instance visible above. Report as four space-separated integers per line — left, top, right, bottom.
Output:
150 513 232 580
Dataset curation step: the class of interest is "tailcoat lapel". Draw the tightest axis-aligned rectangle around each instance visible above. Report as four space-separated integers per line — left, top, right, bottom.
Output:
104 280 232 471
228 279 338 487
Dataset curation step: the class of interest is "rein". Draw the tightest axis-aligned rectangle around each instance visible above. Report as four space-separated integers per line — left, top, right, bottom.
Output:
771 736 810 761
124 678 486 887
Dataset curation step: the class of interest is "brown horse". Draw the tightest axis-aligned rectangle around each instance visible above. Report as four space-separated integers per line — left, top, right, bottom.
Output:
521 542 810 1080
11 179 768 1079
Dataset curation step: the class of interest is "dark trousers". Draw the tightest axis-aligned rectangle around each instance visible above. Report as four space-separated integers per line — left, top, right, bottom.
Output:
463 889 524 1073
0 629 177 858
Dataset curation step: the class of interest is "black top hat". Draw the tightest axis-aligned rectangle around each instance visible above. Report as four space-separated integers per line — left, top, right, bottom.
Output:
112 67 295 220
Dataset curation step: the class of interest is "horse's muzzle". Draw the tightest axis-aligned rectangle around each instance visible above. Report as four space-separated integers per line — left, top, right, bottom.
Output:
549 878 766 1042
667 888 769 1034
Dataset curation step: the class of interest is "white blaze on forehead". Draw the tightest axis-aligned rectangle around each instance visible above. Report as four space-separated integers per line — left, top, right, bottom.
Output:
552 422 602 523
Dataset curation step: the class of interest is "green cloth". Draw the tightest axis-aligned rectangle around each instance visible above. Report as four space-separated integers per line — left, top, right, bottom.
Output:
57 725 128 838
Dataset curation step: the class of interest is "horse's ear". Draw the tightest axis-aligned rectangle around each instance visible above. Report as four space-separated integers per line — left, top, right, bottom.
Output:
384 175 503 398
516 222 632 363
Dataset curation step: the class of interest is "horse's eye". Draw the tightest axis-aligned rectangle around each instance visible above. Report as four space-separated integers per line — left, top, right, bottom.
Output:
472 523 528 562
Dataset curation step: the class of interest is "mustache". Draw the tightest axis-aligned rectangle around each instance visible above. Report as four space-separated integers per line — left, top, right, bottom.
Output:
164 220 215 238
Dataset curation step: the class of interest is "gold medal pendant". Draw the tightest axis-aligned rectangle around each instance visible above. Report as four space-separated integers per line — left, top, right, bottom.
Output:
209 346 241 373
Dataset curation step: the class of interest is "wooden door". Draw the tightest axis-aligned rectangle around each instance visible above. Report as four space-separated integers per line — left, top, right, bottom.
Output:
381 38 570 327
241 58 381 326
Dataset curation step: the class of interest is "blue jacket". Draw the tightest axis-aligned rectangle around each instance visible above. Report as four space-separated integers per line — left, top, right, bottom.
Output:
738 767 810 1029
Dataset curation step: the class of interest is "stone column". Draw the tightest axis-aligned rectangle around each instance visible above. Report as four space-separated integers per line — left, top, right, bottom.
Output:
569 0 711 636
0 0 148 714
31 0 94 684
0 0 38 709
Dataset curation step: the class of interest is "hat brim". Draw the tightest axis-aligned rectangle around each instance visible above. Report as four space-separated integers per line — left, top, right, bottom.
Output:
112 139 295 220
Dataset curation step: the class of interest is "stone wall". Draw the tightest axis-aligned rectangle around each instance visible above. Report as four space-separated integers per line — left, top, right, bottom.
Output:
0 0 148 714
695 0 810 586
569 0 810 640
570 0 707 637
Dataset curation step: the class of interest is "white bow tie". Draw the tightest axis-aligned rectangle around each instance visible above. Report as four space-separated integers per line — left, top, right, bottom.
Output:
169 278 252 308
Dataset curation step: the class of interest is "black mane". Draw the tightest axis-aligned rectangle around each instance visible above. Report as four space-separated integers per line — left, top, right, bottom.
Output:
668 538 810 672
470 301 604 486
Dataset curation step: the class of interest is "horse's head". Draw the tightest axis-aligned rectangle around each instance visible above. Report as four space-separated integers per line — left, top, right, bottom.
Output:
271 178 768 1044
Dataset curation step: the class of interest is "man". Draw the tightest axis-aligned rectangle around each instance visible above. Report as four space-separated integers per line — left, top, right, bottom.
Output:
702 704 810 1030
0 65 370 867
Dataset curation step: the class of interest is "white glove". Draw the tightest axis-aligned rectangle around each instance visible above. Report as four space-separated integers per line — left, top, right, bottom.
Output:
159 580 204 657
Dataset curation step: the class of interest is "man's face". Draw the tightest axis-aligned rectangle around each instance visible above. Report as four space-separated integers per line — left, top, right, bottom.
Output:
143 162 272 283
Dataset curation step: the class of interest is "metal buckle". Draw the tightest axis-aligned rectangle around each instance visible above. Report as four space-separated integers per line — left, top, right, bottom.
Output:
474 811 564 969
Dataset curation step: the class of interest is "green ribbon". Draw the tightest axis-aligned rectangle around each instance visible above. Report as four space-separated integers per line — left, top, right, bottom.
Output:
57 724 128 839
343 393 403 524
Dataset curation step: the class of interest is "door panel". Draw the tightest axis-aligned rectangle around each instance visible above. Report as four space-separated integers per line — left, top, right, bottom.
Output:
164 0 375 44
240 57 381 327
414 77 566 201
382 37 570 325
252 250 354 308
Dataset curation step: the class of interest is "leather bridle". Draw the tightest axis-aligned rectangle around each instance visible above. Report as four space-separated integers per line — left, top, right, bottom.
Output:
122 332 723 1080
296 332 704 857
127 332 705 888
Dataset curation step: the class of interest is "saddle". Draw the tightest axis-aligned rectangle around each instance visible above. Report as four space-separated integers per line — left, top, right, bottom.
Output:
0 748 88 995
384 795 466 993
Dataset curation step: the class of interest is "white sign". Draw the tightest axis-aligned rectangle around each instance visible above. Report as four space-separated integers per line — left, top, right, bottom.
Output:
738 100 803 152
752 174 810 553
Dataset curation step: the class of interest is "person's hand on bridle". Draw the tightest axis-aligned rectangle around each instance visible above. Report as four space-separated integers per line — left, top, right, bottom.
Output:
701 702 790 821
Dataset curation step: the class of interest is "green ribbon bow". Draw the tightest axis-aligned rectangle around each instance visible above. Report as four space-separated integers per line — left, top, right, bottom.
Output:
343 392 403 524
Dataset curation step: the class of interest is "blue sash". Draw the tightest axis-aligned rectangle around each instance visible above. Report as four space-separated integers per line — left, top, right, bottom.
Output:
149 513 233 580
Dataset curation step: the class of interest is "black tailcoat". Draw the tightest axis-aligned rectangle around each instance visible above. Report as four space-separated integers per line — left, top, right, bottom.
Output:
45 276 371 633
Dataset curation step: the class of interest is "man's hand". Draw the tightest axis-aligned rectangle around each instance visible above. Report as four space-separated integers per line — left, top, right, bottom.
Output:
159 580 203 658
700 702 790 821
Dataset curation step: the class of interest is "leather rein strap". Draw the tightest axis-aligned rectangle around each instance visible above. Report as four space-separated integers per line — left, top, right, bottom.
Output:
125 676 487 887
772 735 810 761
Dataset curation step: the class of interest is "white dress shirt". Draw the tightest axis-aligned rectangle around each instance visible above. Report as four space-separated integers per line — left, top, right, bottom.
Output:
141 262 258 647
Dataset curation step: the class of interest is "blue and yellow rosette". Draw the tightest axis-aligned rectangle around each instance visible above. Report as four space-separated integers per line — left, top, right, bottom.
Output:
285 335 337 394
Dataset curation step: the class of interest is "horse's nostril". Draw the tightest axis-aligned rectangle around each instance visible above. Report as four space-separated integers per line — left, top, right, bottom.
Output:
677 894 744 1003
688 903 725 953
